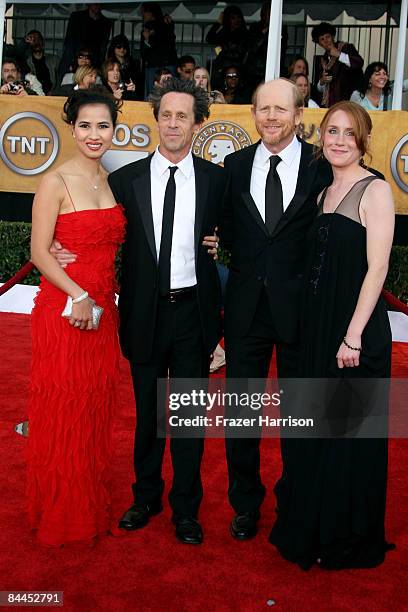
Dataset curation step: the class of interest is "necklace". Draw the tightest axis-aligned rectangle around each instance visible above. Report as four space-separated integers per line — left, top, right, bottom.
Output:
74 161 101 190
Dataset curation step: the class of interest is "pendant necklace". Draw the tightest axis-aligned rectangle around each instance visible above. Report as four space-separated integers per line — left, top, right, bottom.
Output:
75 161 100 190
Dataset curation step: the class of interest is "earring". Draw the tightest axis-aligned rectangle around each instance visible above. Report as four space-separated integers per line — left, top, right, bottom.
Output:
368 82 372 88
72 133 76 139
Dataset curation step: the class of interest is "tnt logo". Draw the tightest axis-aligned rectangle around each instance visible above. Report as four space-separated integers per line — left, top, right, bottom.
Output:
0 112 59 176
391 134 408 194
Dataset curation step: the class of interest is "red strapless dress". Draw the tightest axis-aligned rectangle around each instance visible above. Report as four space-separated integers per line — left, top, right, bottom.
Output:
27 206 126 546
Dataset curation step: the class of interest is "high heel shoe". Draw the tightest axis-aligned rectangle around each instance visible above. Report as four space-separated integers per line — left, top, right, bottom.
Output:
15 421 29 436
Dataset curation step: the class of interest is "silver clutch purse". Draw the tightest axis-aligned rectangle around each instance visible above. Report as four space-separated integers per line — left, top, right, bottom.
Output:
61 297 104 330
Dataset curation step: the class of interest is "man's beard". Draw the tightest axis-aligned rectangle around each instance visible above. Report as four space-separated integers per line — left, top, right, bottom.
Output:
258 122 295 146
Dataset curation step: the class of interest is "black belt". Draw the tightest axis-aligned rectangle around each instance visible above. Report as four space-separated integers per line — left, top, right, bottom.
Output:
163 286 197 303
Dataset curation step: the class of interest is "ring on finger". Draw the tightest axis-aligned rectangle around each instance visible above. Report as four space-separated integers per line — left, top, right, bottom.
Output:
74 321 81 327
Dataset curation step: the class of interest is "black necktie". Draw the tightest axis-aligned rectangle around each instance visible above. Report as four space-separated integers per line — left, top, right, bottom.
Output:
158 166 178 296
265 155 283 234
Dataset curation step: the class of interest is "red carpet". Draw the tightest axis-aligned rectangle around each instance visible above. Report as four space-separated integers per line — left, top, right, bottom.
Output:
0 313 407 612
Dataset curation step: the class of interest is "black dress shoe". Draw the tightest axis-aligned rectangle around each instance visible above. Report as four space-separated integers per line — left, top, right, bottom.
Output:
230 511 260 540
173 516 203 544
118 501 163 530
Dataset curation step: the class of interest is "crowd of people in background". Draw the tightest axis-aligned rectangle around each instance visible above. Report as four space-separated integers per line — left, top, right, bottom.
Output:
1 2 407 109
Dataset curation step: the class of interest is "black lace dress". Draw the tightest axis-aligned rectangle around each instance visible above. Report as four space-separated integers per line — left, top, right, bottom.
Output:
269 176 394 569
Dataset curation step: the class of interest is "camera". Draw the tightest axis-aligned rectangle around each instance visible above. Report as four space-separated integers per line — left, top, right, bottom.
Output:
8 80 27 93
8 82 21 92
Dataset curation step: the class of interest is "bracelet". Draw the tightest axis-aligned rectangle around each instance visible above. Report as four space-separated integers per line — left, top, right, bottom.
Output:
343 337 362 352
72 291 89 304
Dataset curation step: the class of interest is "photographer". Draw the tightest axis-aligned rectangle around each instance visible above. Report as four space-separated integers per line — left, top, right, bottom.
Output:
100 59 138 101
1 58 43 96
17 29 59 93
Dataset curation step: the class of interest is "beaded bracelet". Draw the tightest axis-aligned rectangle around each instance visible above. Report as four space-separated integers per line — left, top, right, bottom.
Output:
343 337 362 352
72 291 89 304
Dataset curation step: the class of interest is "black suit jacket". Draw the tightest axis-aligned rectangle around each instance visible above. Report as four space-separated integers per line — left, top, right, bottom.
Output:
108 154 226 363
219 139 332 344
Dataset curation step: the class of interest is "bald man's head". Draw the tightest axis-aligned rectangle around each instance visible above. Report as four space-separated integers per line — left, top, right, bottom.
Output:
251 78 303 153
252 78 303 109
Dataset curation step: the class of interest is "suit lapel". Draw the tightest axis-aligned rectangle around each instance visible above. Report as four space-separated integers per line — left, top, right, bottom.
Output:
131 155 157 261
193 156 209 262
240 143 269 238
272 140 315 236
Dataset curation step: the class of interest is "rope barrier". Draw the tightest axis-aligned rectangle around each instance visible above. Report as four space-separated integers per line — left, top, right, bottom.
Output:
0 262 34 297
0 262 408 316
382 289 408 316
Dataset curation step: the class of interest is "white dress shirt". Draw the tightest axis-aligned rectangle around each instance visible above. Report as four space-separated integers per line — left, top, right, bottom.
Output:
250 136 302 221
150 146 197 289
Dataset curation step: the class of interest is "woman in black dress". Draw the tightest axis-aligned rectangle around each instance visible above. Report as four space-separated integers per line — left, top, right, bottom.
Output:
270 101 395 569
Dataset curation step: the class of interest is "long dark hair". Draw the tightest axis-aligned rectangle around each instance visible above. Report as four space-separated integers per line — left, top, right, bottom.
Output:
222 5 247 34
358 61 391 98
107 35 131 61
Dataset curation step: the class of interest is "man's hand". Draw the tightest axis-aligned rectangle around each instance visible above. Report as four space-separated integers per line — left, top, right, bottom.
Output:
320 71 333 84
50 240 77 268
329 46 340 58
202 227 219 260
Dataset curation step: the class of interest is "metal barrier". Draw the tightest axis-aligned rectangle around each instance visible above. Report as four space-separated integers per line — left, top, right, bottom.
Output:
5 16 217 69
4 15 399 81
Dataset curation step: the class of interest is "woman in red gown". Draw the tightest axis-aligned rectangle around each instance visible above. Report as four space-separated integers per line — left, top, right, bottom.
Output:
27 87 125 547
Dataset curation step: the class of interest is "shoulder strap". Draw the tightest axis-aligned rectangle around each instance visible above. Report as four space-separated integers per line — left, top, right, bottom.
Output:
317 186 328 211
57 173 76 212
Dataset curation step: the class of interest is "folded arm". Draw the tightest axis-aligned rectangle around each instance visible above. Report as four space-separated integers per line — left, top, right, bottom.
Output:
32 173 93 329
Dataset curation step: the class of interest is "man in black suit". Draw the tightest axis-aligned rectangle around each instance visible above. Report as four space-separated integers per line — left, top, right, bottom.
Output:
58 4 113 79
107 78 225 544
219 78 332 540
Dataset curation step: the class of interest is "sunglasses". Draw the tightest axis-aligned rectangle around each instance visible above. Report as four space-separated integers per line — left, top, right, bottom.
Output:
226 73 239 78
78 54 91 59
115 45 126 49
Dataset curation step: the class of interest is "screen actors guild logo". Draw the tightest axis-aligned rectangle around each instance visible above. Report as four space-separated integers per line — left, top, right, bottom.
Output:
0 112 59 176
192 121 252 165
391 134 408 194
